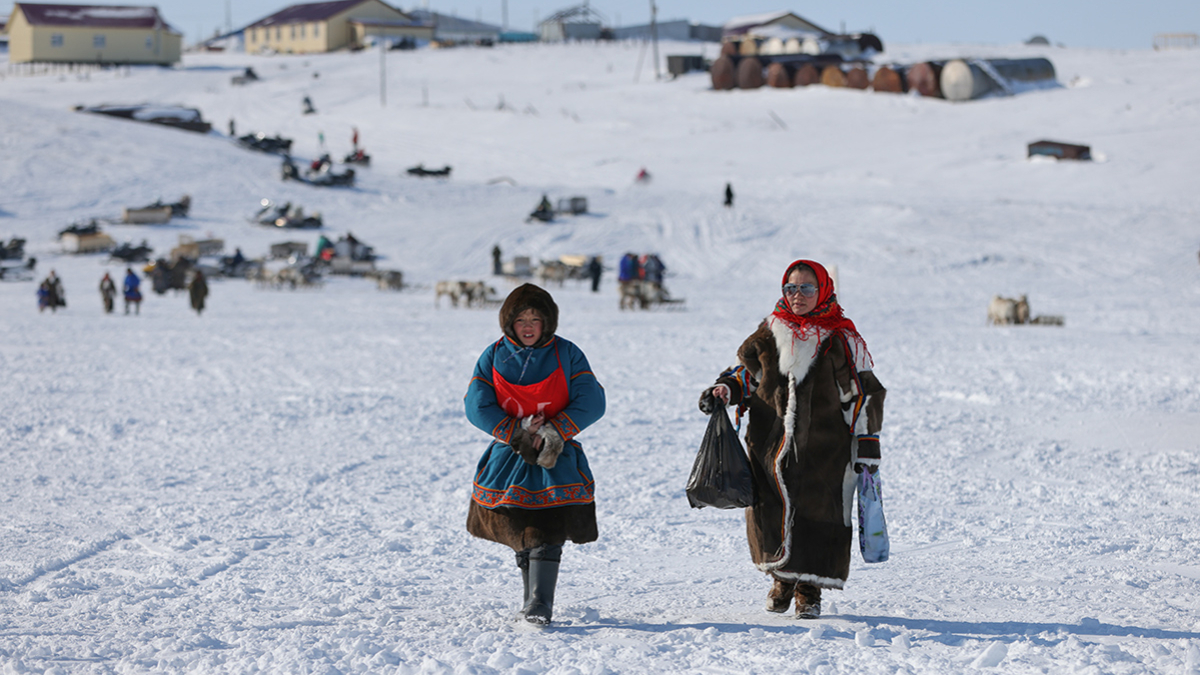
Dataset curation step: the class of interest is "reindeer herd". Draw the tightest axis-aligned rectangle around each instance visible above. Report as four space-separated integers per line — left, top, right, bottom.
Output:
988 294 1064 326
435 280 498 308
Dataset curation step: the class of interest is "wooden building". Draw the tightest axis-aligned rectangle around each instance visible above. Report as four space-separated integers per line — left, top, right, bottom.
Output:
4 3 181 65
244 0 432 54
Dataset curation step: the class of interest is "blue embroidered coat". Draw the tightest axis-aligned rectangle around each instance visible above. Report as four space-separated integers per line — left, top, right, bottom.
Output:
465 335 606 550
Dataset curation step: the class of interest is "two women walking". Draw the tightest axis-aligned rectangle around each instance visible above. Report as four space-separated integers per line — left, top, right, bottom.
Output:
464 261 886 625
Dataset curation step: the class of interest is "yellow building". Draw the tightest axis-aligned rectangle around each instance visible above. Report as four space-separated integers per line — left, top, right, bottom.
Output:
244 0 433 54
4 3 181 65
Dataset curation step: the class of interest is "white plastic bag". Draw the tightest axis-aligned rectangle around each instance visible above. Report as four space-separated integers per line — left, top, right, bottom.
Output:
857 468 890 563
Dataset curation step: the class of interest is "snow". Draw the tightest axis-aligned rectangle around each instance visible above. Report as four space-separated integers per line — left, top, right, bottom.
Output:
2 40 1200 673
43 8 158 22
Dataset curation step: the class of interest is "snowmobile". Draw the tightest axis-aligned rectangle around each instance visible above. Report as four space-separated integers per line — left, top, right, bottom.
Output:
527 208 554 223
138 195 190 218
230 67 259 86
0 257 36 282
406 164 452 178
58 220 101 239
251 199 323 229
343 149 371 166
526 195 555 223
306 167 355 187
0 236 26 261
110 241 154 263
281 157 356 188
238 133 294 155
218 252 260 279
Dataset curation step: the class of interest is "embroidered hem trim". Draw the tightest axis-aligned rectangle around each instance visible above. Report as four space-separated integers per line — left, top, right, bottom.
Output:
472 480 595 509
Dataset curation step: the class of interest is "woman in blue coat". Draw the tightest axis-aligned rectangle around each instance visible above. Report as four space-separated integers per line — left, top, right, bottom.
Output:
465 284 606 625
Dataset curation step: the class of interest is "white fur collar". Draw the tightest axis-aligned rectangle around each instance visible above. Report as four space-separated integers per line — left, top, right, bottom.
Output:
768 316 822 383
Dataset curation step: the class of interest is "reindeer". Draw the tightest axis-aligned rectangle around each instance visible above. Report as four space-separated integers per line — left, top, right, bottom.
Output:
989 294 1030 325
369 270 404 291
435 280 468 307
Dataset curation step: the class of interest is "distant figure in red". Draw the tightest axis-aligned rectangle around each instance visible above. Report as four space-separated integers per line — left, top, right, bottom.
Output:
99 272 117 313
635 168 651 184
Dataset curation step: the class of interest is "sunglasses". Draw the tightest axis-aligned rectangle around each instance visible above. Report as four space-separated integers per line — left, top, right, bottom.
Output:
782 283 818 298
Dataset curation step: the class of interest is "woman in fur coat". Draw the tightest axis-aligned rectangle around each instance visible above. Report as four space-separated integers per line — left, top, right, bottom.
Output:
464 284 606 625
699 259 886 619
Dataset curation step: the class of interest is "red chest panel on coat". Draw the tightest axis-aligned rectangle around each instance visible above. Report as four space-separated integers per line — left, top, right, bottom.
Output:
492 348 569 419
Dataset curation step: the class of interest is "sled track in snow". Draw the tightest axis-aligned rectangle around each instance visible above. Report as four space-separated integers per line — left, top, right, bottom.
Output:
0 531 131 592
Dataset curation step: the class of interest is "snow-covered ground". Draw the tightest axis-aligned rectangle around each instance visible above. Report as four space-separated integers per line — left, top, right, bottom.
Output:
1 41 1199 673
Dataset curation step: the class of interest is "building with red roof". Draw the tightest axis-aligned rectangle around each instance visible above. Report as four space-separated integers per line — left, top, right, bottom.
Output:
244 0 432 54
4 3 181 64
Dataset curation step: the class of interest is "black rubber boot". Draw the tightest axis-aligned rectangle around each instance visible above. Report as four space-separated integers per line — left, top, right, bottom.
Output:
521 544 562 625
515 549 531 609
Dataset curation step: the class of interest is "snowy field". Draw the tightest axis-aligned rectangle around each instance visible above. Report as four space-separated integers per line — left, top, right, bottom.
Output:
1 40 1199 673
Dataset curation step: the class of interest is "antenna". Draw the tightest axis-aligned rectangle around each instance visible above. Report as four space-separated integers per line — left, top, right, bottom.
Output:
650 1 659 80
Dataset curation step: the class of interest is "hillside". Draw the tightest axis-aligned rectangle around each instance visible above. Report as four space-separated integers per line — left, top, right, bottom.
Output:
1 41 1198 673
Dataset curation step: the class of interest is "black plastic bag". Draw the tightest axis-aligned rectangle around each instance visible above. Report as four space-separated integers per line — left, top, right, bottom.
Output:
686 408 754 509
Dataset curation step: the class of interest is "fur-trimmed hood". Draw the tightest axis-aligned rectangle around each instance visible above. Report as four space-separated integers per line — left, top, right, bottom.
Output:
499 283 558 348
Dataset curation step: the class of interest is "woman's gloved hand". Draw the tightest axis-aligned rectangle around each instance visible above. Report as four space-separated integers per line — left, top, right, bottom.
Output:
698 384 731 414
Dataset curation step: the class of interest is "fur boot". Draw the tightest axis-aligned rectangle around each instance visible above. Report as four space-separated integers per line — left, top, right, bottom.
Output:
521 544 562 625
794 582 822 620
766 577 796 613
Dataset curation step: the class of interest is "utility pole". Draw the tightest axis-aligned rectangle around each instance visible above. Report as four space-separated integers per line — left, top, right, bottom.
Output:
224 0 232 33
650 0 660 81
502 0 508 32
380 41 386 107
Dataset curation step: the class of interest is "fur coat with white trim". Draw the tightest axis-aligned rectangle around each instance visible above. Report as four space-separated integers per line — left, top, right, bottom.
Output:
712 316 885 589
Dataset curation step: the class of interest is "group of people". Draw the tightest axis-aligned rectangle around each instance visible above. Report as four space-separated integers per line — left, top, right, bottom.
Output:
36 270 66 312
617 253 666 289
97 268 143 315
38 267 207 316
464 259 886 626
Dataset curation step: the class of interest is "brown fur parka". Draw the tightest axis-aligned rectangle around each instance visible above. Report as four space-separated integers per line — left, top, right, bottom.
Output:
716 319 885 588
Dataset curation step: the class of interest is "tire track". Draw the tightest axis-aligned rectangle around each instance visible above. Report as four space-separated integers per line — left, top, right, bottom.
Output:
0 531 130 591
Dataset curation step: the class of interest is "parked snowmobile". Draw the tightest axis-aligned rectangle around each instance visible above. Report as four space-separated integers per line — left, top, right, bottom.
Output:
239 133 294 155
58 220 101 239
140 195 190 217
526 194 554 223
0 237 26 261
0 257 35 282
251 199 323 229
110 240 154 263
344 149 371 165
281 157 355 187
0 238 34 281
407 164 451 178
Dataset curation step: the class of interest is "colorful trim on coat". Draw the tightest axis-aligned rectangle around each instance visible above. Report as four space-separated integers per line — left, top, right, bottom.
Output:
550 411 580 441
472 476 595 509
491 417 518 444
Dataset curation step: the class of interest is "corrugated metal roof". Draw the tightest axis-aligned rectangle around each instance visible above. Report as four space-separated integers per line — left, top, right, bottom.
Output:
246 0 376 29
722 10 827 36
406 9 499 34
14 3 176 31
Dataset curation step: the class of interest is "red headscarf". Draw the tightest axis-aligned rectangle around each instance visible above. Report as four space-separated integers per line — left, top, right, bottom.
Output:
771 259 872 368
